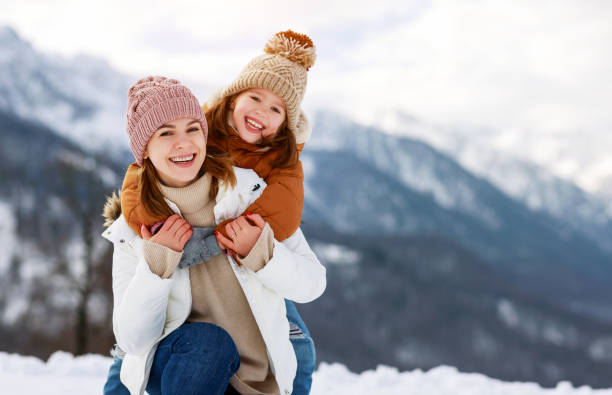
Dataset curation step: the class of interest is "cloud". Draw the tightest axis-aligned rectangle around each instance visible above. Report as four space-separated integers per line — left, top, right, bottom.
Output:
312 0 612 136
1 0 611 139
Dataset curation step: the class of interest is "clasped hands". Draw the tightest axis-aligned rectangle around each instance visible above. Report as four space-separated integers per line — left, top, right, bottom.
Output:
141 213 266 259
216 213 266 258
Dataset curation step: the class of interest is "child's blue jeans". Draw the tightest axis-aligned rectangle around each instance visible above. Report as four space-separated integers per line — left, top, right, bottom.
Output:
103 300 315 395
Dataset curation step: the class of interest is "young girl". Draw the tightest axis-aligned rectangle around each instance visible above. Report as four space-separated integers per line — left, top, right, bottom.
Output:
102 76 325 395
115 30 319 394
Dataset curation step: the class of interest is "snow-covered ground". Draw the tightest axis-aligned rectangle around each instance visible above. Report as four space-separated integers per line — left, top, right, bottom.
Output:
1 351 611 395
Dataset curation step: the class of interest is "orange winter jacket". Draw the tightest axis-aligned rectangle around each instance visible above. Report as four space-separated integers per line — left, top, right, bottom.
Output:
119 132 304 244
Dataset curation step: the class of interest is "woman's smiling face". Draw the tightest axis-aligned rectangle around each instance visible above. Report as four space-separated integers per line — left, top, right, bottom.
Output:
143 118 207 187
231 88 286 144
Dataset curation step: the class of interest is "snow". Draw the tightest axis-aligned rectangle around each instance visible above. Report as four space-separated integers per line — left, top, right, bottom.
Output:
0 351 109 394
311 112 508 229
497 299 520 328
1 351 611 395
376 108 612 212
589 338 612 363
0 200 16 274
0 27 131 154
312 242 360 265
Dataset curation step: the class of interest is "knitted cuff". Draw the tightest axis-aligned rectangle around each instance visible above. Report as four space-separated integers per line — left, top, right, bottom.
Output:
237 223 274 272
204 233 223 258
142 239 183 279
178 227 223 269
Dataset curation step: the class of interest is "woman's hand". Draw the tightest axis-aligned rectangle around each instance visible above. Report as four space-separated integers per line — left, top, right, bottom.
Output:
141 214 193 252
216 213 266 258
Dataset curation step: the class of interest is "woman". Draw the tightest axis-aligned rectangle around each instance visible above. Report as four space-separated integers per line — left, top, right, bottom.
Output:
102 76 326 395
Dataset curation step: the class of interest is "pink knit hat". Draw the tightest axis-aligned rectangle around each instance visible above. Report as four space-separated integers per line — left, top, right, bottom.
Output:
126 76 207 165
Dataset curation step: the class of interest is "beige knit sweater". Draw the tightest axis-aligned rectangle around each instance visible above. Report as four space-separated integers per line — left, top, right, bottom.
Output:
142 173 279 395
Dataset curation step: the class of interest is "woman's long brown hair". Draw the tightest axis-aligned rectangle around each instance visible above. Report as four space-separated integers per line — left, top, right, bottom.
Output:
137 133 236 220
205 92 299 168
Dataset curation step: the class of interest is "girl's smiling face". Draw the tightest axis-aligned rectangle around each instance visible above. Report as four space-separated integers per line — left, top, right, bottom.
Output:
143 118 206 187
231 88 286 144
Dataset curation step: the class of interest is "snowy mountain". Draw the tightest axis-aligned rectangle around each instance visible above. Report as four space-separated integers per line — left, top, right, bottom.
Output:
376 108 612 213
303 113 612 316
0 26 131 157
0 110 119 357
2 23 609 235
3 108 612 387
2 24 612 388
0 25 215 161
450 146 612 253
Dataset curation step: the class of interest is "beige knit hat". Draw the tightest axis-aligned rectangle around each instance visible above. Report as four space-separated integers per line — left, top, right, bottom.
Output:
206 30 316 145
126 76 207 166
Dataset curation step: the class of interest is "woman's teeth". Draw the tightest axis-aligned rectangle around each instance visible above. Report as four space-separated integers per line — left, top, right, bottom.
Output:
246 118 263 130
170 154 194 163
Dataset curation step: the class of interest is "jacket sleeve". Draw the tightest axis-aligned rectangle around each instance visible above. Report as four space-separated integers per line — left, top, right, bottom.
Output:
120 162 168 236
253 227 326 303
111 241 175 356
243 160 304 242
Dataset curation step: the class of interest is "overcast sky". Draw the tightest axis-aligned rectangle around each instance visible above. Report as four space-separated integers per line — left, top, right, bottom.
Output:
1 0 611 138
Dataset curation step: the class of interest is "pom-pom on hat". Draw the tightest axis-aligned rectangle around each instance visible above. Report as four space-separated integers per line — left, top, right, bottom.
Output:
206 30 316 144
126 76 207 166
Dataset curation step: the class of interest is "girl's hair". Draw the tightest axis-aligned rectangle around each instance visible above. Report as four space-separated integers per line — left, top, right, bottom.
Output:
206 92 299 168
137 142 236 219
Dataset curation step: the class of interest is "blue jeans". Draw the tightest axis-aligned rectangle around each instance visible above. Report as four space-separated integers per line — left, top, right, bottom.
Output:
145 322 240 395
103 300 315 395
285 300 315 395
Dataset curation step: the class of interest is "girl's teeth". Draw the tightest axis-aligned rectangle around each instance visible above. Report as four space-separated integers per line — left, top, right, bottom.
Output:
170 155 194 163
247 118 263 129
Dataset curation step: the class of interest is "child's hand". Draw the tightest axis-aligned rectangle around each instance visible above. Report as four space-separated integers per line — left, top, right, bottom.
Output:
141 214 193 252
216 213 266 258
